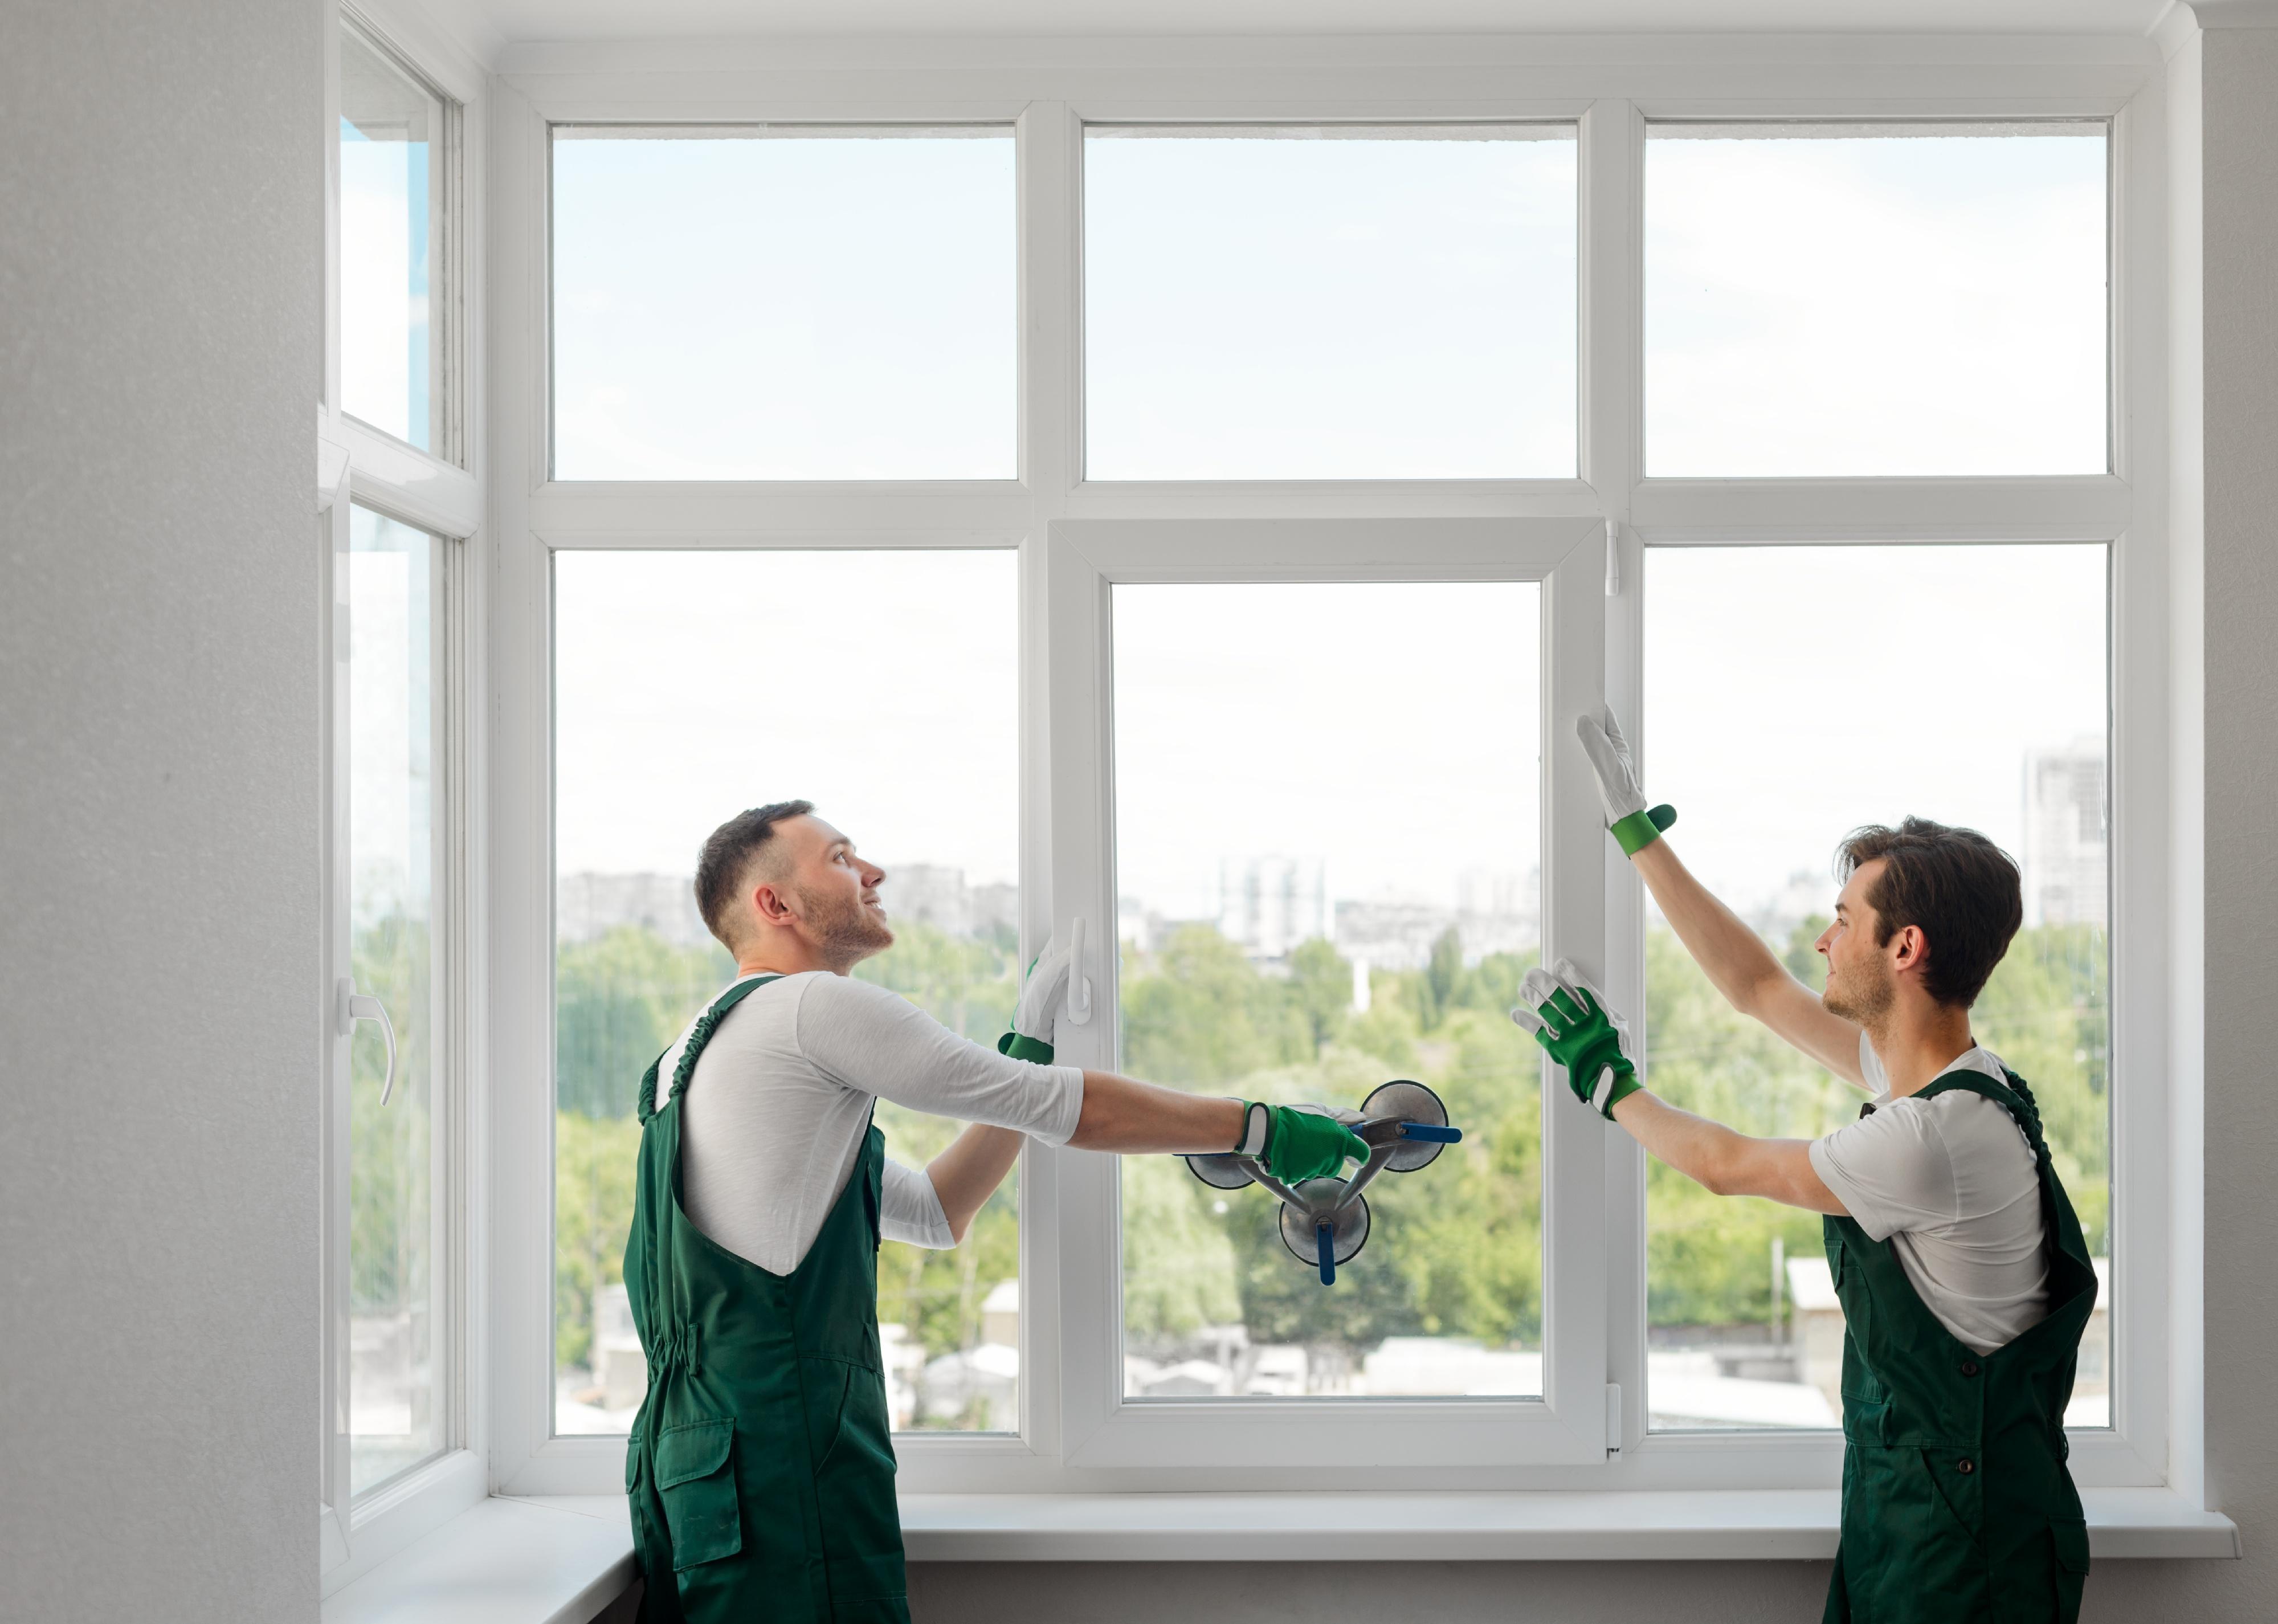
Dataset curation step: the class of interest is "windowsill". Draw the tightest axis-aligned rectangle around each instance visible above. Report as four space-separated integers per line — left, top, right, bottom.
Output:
320 1485 2238 1622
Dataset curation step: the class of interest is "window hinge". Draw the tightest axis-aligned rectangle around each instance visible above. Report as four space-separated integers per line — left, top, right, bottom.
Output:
1606 1382 1623 1455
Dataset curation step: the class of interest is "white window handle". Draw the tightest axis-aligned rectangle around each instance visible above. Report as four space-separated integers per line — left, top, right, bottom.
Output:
1065 916 1095 1026
336 977 399 1104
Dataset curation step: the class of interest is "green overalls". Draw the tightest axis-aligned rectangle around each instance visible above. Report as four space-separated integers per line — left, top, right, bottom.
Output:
1822 1067 2097 1624
622 974 912 1624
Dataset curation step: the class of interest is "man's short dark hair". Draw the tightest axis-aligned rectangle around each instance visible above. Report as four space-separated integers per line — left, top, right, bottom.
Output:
1834 816 2024 1009
695 800 814 950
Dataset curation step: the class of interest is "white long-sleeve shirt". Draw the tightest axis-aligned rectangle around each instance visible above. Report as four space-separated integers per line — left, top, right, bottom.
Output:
654 971 1086 1275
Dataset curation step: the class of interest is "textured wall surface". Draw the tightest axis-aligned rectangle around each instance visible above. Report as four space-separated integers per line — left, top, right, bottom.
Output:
0 1 321 1619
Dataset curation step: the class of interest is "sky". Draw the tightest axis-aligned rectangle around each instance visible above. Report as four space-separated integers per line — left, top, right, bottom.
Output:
542 125 2112 921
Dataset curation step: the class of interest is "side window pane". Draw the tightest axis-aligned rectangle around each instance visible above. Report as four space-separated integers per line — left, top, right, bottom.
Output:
1645 124 2107 476
340 25 445 454
1113 582 1544 1399
552 129 1017 480
1085 127 1578 480
1643 545 2109 1430
553 550 1022 1434
347 506 440 1493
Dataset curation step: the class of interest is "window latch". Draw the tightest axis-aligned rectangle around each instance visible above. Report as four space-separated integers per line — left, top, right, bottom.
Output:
1065 916 1095 1026
1606 1381 1624 1456
336 977 399 1104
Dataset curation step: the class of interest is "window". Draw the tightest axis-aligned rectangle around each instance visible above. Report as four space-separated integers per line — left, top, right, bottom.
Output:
1642 544 2110 1431
550 549 1022 1436
550 128 1018 480
1644 123 2108 476
340 19 448 456
341 507 446 1492
489 51 2175 1507
1112 581 1544 1400
321 6 479 1585
1084 125 1578 480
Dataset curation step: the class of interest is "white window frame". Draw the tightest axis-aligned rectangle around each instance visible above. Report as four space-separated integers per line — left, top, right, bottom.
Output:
320 0 490 1596
482 33 2185 1505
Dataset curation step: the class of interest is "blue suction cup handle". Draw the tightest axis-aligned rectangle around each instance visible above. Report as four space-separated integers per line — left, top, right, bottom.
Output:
1317 1222 1337 1286
1397 1122 1463 1143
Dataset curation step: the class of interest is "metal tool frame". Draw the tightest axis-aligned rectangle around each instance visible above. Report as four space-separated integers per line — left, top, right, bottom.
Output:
1183 1080 1464 1285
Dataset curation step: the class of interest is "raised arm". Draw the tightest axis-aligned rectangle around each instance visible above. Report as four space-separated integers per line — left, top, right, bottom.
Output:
1575 708 1865 1090
1632 839 1865 1087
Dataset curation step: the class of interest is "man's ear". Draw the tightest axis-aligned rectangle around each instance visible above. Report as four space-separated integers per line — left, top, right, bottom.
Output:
751 880 797 926
1892 924 1929 974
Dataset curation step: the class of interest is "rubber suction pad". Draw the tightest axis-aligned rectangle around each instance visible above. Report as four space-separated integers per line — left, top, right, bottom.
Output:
1185 1153 1256 1191
1279 1181 1370 1270
1361 1079 1452 1173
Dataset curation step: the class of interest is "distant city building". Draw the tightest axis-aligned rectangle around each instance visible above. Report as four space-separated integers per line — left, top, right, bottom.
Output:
970 882 1020 943
2022 738 2108 928
1455 864 1541 959
1333 897 1455 972
557 871 712 949
1218 856 1328 961
885 863 970 936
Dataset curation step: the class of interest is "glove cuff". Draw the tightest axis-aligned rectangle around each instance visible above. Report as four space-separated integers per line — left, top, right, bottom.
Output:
1609 803 1678 856
1598 1067 1644 1120
998 1030 1056 1066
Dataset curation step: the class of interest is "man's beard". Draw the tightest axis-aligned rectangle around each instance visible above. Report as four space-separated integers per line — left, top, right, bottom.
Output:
798 882 895 965
1823 956 1894 1030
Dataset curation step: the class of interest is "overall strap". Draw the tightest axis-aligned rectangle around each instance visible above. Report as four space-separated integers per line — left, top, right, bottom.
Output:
635 973 783 1124
1915 1067 2051 1171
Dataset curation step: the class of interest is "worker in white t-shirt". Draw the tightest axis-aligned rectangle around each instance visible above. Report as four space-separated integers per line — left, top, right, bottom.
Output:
1510 710 2099 1624
620 800 1367 1624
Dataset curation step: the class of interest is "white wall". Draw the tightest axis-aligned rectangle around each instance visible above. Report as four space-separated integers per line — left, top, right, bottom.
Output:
0 1 321 1619
907 21 2278 1623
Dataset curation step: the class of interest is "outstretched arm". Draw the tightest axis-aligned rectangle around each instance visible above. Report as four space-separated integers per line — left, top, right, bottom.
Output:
1632 839 1866 1088
1608 1091 1848 1214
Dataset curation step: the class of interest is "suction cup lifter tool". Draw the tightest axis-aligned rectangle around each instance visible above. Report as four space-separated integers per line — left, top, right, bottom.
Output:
1181 1080 1464 1286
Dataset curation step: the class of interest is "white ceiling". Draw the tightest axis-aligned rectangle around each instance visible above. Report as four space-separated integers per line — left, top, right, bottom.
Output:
450 0 2177 48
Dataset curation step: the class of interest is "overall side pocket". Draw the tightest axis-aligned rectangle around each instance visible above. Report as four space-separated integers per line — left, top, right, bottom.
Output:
655 1417 744 1570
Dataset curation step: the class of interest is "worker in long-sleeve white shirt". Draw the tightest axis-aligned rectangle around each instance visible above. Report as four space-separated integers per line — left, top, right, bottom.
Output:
623 801 1369 1623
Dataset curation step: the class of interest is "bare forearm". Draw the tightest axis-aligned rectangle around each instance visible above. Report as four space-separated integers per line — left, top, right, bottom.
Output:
1609 1089 1844 1214
925 1124 1025 1243
1067 1071 1245 1155
1632 840 1789 1014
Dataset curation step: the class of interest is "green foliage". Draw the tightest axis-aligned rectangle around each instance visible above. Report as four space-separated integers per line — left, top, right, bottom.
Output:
541 897 2113 1378
556 927 732 1119
555 1109 641 1370
350 912 433 1316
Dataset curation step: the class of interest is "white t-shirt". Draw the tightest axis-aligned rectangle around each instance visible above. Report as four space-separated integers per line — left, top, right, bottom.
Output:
1806 1033 2051 1356
655 972 1086 1276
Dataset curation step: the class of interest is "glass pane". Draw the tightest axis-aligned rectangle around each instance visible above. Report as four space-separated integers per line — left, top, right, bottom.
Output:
1085 126 1577 480
553 550 1020 1434
1114 582 1544 1398
346 506 440 1494
340 25 444 453
1643 545 2109 1430
1644 123 2106 476
552 128 1016 479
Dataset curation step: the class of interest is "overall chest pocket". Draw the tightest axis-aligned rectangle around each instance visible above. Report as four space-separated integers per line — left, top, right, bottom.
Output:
655 1418 744 1570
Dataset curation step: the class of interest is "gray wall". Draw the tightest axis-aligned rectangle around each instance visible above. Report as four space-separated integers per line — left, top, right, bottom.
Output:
0 1 321 1620
905 22 2278 1624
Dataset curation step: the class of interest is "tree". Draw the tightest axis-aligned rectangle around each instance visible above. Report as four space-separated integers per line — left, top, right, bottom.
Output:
1286 936 1353 1055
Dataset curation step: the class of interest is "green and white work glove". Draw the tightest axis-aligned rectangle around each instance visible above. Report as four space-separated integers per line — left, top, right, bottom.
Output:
998 934 1073 1065
1512 958 1642 1120
1231 1102 1371 1184
1576 706 1677 857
